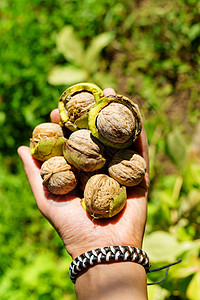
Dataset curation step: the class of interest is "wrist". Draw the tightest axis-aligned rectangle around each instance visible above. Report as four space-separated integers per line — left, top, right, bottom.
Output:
67 238 143 260
75 262 148 300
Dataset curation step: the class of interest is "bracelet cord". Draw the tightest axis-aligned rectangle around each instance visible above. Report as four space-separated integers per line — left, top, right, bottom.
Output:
147 258 182 285
70 245 150 284
69 245 182 285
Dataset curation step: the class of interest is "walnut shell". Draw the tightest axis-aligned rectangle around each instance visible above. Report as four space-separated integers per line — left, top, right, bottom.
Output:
59 83 103 131
40 156 77 195
108 150 146 186
82 174 127 218
63 129 106 172
31 123 64 145
30 123 66 162
97 102 135 144
88 95 142 149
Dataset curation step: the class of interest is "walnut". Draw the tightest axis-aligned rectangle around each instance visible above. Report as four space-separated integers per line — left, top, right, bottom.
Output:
88 95 142 149
108 149 146 186
59 83 103 131
97 102 135 144
63 129 106 172
30 123 66 162
81 174 127 218
67 92 95 123
40 156 77 195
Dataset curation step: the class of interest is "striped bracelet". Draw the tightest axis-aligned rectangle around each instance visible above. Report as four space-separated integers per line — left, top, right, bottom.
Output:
69 245 150 283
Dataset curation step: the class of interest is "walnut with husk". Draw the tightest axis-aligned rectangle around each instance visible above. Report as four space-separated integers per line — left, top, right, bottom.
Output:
81 174 127 219
63 129 106 172
108 149 146 186
88 95 142 149
59 82 103 131
40 156 78 195
30 123 66 162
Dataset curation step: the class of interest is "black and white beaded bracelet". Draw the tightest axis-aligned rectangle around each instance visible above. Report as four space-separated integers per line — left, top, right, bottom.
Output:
69 245 150 284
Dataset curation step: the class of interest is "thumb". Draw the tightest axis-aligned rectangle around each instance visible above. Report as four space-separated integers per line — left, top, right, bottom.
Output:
17 146 48 213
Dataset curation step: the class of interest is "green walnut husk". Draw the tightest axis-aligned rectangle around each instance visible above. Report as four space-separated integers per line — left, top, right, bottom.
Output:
81 174 127 219
63 129 106 172
30 123 66 162
88 95 142 149
58 82 103 131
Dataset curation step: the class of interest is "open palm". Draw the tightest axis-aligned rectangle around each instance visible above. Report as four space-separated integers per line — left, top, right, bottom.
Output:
18 88 149 260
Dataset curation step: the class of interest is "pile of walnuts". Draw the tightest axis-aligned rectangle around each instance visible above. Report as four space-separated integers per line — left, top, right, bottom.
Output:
30 83 146 219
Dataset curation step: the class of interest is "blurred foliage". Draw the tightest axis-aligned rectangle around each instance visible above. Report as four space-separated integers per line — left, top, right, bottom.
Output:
0 0 199 299
0 154 75 299
48 26 116 87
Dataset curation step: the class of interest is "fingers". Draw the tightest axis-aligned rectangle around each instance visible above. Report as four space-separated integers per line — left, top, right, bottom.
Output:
103 88 116 96
50 109 61 124
17 146 49 214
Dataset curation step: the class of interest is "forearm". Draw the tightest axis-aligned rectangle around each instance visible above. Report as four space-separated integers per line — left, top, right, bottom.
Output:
75 262 148 300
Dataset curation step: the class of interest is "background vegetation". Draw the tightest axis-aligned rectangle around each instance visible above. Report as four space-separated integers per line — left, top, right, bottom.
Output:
0 0 199 299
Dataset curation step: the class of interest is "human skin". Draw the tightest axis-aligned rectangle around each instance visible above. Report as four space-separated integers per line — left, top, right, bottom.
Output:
18 88 149 300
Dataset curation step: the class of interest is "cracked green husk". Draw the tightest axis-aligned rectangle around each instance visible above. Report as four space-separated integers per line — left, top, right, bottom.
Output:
58 82 103 131
81 185 127 219
88 94 142 149
30 137 66 162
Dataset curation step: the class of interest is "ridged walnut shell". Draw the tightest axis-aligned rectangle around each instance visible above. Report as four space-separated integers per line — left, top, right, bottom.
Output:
108 150 146 186
58 82 103 131
63 129 106 172
30 123 66 162
40 156 77 195
81 174 127 219
88 95 142 148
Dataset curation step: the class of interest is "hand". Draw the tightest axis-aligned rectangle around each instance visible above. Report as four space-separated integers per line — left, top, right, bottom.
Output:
18 88 149 260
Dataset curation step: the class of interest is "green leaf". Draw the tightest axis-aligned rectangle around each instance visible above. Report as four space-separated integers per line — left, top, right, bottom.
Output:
185 163 200 188
0 111 6 126
84 32 114 73
147 284 170 300
56 26 84 65
93 71 117 89
188 23 200 41
48 65 88 86
166 129 187 170
186 273 200 300
143 231 191 263
172 255 200 279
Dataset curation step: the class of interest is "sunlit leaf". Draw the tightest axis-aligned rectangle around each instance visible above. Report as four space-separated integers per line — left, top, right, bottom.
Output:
171 244 200 279
0 112 6 126
56 26 84 65
186 273 200 300
48 65 88 86
93 71 117 89
188 23 200 41
84 32 115 72
147 284 170 300
143 231 192 262
186 163 200 187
